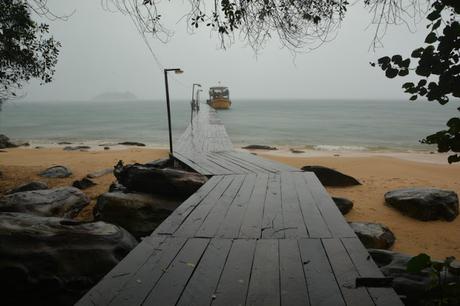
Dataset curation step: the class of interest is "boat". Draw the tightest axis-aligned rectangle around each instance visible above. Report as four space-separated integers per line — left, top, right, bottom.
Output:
207 86 232 109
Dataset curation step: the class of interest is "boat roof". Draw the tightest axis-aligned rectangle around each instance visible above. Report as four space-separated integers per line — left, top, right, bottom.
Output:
209 86 228 90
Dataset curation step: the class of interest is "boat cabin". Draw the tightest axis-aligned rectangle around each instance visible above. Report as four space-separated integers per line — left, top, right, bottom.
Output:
209 86 230 100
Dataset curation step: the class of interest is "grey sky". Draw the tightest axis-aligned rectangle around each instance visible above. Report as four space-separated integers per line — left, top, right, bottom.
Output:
22 0 427 101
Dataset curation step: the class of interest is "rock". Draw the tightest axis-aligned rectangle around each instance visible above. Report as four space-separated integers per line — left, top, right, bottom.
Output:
72 178 96 190
6 181 49 195
0 134 17 149
0 212 137 305
290 148 305 153
242 144 277 150
39 165 72 178
301 165 361 186
0 187 90 218
34 146 43 149
385 188 459 221
104 146 110 150
114 161 207 198
144 157 173 168
86 168 113 179
109 181 128 193
95 192 181 238
332 197 353 215
369 249 460 305
63 145 90 151
118 141 146 147
14 141 30 147
57 141 72 145
349 222 395 249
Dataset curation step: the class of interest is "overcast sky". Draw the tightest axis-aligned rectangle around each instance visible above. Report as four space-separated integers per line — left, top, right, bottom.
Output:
22 0 428 101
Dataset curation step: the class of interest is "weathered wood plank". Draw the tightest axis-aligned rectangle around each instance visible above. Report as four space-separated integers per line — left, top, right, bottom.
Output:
293 172 331 238
152 175 224 235
298 239 346 306
76 237 167 306
176 239 232 306
280 172 309 238
108 237 187 306
174 176 234 237
322 238 375 306
279 239 310 306
261 173 285 238
196 175 245 237
246 239 280 306
216 174 257 238
239 173 269 238
212 239 257 306
342 237 404 306
142 238 209 306
303 173 356 238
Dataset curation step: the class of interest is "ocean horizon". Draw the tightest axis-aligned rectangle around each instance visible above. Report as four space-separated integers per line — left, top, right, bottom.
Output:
0 98 457 152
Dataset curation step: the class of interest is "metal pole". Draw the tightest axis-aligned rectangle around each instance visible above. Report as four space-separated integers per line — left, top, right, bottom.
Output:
164 69 173 157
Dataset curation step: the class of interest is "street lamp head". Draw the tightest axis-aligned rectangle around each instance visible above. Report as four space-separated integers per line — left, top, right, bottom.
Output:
174 69 184 74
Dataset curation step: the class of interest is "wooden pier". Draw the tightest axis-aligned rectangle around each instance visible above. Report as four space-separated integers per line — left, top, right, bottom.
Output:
77 105 402 306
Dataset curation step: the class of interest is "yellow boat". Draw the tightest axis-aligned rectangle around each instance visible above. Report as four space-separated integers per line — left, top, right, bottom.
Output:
207 86 232 109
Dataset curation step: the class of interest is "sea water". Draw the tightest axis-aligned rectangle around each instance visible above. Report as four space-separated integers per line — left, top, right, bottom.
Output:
0 99 458 151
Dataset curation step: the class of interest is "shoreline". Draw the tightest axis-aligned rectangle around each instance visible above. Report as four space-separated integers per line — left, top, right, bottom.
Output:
1 146 459 259
10 141 452 165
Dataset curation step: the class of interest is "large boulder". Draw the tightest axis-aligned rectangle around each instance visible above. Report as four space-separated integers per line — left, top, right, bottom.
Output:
332 196 353 215
0 134 17 149
242 144 277 150
301 165 361 186
369 249 460 305
114 161 207 198
72 178 97 190
118 141 146 147
385 188 459 221
0 212 137 305
6 181 49 194
349 222 395 249
39 165 72 178
0 187 90 218
94 192 180 238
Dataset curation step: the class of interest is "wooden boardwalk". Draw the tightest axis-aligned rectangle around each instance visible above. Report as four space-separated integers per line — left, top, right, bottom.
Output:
77 105 402 306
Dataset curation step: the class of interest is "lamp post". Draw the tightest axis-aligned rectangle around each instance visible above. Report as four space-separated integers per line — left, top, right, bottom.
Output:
196 89 203 106
191 83 201 105
164 68 183 158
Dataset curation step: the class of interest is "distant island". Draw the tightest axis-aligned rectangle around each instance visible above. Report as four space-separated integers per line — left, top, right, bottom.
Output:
92 91 138 101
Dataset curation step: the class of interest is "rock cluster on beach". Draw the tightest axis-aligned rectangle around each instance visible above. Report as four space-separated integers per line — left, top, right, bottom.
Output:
242 144 277 150
39 165 73 178
385 187 459 221
301 165 361 186
94 159 207 239
0 187 90 218
349 221 396 249
332 196 353 215
370 249 460 305
0 162 144 304
0 134 17 149
0 212 137 306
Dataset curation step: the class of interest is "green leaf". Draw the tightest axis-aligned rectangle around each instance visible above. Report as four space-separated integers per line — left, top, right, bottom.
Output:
407 253 431 273
427 10 441 22
411 48 424 58
425 32 437 44
385 67 398 78
392 55 403 65
432 19 441 30
402 82 414 89
398 69 409 76
410 95 418 101
378 56 390 65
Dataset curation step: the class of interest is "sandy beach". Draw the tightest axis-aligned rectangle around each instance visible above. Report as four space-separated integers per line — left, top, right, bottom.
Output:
1 146 459 260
